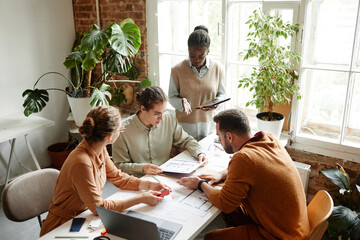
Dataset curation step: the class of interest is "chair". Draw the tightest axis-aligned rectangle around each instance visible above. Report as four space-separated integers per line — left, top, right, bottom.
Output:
1 168 59 227
307 190 334 240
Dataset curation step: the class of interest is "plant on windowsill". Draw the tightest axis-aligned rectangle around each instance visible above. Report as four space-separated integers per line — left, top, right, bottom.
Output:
320 164 360 239
238 9 301 138
22 18 141 126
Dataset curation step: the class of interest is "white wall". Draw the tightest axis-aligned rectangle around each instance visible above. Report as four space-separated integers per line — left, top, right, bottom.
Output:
0 0 75 185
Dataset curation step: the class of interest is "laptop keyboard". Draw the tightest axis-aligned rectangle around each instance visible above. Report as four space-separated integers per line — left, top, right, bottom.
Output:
158 227 175 240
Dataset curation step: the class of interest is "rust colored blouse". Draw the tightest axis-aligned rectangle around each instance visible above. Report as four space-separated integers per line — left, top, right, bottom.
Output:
40 140 141 236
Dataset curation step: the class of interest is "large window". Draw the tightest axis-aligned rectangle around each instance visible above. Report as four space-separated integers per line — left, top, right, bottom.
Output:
291 0 360 160
153 0 298 129
147 0 360 162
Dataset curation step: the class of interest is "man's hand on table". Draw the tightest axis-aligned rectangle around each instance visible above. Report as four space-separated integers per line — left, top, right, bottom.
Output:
176 176 202 190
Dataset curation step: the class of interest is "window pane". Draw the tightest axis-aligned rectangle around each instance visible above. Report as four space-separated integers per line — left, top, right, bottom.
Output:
344 74 360 146
303 0 358 69
299 69 348 141
355 30 360 71
227 63 257 130
158 1 189 54
227 2 261 64
190 0 222 57
269 9 294 48
159 54 186 94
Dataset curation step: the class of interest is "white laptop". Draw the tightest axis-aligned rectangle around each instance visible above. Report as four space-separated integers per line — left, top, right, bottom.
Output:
95 206 182 240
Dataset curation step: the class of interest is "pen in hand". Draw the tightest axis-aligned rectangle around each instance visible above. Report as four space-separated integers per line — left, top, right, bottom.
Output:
214 144 224 151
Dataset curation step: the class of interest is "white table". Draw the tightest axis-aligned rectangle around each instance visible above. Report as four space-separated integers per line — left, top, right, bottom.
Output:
0 112 55 187
38 134 231 240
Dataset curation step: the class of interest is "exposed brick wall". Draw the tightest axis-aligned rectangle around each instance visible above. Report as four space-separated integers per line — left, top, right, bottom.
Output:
286 147 360 203
72 0 147 113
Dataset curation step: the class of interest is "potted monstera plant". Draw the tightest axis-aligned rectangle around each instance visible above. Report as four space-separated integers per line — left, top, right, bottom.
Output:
238 9 301 138
22 18 141 126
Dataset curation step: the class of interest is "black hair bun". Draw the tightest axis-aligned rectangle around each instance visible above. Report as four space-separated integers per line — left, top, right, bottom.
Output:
194 25 208 33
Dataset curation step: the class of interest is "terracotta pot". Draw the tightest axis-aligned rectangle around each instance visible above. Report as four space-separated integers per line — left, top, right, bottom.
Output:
47 142 74 170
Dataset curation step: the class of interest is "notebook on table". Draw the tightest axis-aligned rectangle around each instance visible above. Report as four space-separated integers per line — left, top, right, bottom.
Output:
95 206 183 240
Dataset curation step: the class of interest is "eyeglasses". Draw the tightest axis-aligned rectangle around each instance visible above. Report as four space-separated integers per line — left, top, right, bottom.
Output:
114 125 126 133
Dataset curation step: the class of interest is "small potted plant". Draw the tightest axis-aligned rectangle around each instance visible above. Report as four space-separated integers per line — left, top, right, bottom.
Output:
320 164 360 239
47 135 78 170
238 10 301 138
22 18 142 126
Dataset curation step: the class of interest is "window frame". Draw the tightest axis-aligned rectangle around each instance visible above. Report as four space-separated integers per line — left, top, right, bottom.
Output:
289 0 360 162
147 0 360 163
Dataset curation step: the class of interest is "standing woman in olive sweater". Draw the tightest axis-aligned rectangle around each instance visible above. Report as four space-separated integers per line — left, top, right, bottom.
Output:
168 25 226 141
40 106 168 236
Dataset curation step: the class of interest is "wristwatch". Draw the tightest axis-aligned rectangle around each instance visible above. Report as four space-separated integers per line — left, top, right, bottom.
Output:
197 179 207 192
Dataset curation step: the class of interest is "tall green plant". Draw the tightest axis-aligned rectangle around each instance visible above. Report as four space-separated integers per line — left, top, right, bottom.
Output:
238 9 301 120
22 18 141 117
320 164 360 239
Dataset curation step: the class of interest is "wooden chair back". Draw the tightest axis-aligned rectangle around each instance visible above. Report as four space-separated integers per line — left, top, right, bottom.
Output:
307 190 334 240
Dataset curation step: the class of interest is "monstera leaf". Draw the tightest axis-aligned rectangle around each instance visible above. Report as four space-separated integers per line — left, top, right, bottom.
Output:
81 24 108 52
103 20 141 73
103 48 132 73
90 83 112 106
22 89 49 117
110 19 141 56
63 51 85 69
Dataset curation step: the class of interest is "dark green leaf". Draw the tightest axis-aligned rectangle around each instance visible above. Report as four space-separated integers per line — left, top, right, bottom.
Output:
328 206 358 237
123 65 140 80
82 50 102 71
22 89 49 117
81 24 108 52
110 87 127 105
135 78 152 92
349 218 360 240
63 51 84 69
320 167 349 190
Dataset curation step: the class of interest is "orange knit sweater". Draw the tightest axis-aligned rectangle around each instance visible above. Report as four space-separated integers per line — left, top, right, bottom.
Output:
208 132 310 240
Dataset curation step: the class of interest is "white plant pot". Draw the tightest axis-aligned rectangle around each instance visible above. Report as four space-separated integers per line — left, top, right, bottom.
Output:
67 96 93 127
256 112 285 139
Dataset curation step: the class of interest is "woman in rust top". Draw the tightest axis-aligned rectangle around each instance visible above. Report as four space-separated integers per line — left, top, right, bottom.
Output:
40 106 168 236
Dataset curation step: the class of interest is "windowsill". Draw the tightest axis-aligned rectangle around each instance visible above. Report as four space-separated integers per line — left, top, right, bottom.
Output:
286 135 360 163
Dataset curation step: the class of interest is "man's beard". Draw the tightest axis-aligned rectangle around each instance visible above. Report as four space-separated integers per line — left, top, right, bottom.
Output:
223 137 233 154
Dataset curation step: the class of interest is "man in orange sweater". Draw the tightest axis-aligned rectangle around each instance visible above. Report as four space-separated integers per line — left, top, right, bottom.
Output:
177 109 310 239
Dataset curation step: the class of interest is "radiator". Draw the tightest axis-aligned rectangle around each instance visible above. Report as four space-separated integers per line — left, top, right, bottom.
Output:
293 161 311 194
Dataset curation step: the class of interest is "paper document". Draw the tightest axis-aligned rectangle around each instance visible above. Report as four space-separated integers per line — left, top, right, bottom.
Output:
160 158 202 174
147 185 214 220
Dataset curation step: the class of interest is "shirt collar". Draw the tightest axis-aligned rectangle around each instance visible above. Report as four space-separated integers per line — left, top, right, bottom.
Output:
238 131 265 150
187 56 211 70
133 110 159 131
